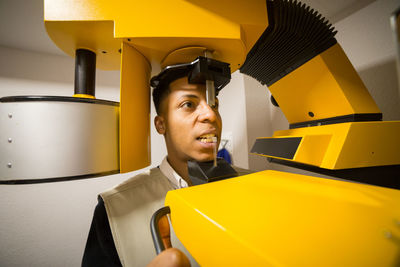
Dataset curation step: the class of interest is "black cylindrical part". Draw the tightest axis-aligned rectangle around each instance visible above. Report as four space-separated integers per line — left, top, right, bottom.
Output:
74 49 96 96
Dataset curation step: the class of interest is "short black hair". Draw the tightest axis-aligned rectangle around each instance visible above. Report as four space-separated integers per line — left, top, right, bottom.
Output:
152 81 171 115
151 66 192 115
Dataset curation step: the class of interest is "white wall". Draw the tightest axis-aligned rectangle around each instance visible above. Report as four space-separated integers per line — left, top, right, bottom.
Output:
243 75 274 171
334 0 400 121
219 72 249 169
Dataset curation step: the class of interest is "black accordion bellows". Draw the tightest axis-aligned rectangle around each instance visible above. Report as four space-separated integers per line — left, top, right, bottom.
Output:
240 0 337 86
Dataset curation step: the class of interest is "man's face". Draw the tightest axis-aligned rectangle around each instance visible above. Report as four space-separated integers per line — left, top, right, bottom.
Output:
155 77 222 162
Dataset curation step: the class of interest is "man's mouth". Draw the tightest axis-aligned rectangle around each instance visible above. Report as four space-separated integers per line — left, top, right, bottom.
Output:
197 134 217 143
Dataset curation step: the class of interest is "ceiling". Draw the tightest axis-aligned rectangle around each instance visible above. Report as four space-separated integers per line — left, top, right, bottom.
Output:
0 0 376 57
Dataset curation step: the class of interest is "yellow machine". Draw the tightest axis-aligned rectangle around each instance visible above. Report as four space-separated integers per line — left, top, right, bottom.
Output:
164 170 400 266
21 0 400 265
44 0 268 173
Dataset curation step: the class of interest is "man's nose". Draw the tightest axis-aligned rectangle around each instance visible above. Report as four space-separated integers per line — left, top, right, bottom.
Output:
198 102 218 122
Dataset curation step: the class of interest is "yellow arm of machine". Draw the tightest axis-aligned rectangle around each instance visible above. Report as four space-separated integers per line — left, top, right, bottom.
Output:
250 43 400 171
238 0 400 173
44 0 268 173
231 1 400 194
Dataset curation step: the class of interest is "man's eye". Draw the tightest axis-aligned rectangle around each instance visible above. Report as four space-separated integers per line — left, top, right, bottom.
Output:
181 101 194 109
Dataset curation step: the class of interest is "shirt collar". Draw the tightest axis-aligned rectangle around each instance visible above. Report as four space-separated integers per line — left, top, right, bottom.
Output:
159 156 189 189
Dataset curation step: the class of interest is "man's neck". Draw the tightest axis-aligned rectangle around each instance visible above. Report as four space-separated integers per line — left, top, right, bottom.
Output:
166 156 192 186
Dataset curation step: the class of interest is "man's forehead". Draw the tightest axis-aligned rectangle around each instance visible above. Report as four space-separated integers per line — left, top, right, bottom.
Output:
169 77 206 93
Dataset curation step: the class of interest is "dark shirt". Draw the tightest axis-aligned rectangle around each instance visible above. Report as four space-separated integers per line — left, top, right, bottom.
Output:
82 197 122 267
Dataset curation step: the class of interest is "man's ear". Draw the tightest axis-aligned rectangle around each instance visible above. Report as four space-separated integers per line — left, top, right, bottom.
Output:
154 115 166 135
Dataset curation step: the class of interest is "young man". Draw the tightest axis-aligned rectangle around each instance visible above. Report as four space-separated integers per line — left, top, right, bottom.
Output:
82 72 251 266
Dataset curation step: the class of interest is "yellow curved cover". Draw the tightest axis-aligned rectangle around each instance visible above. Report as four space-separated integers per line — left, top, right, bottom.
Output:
44 0 268 71
165 170 400 266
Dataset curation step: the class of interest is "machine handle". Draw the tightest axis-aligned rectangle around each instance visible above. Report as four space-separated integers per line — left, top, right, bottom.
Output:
150 206 171 255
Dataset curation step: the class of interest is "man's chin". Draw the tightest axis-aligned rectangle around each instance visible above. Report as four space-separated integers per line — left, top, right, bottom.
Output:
189 154 214 163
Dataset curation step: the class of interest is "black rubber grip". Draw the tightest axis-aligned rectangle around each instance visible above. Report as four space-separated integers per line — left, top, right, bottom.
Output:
150 206 171 255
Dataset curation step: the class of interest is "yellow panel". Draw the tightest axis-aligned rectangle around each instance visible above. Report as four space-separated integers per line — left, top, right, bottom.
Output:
294 134 332 166
44 0 114 20
119 42 151 172
254 121 400 169
336 121 400 168
269 44 381 124
44 0 268 71
165 170 400 266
